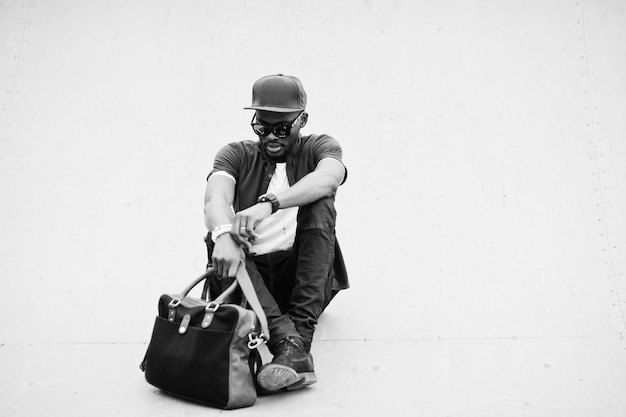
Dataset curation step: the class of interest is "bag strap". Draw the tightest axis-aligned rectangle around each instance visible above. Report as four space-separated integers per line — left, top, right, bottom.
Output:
179 256 270 344
233 262 269 343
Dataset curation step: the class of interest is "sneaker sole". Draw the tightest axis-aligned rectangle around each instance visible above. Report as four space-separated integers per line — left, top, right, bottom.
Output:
257 364 305 392
286 371 317 391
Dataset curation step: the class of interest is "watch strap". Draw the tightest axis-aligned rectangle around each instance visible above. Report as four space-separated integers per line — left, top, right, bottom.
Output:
257 193 280 213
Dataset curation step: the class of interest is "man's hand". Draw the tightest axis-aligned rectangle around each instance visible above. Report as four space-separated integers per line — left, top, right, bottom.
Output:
210 201 272 279
230 202 273 246
211 233 244 278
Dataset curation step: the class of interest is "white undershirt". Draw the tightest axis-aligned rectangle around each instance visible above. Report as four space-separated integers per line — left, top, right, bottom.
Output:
250 163 298 255
211 164 297 255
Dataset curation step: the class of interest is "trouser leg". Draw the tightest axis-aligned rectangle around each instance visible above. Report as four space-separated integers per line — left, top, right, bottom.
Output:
251 250 295 314
289 228 335 351
244 256 301 348
288 196 338 351
209 255 300 349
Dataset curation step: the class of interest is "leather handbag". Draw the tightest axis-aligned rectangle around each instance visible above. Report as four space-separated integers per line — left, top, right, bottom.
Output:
140 262 269 409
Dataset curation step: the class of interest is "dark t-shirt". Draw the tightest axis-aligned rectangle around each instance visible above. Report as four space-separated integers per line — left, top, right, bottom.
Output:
208 133 349 290
210 134 346 212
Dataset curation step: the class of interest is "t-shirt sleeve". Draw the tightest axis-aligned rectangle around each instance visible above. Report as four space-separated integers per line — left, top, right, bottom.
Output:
311 135 348 184
312 134 343 163
208 143 241 182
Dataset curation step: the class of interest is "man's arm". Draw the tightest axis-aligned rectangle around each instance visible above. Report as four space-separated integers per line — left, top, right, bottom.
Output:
205 158 345 276
232 158 345 242
204 174 235 231
276 157 346 208
204 175 244 278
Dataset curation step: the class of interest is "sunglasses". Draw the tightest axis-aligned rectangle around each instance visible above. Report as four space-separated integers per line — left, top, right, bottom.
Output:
250 111 303 138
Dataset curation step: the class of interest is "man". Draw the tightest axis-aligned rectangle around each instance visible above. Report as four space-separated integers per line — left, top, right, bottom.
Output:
203 74 349 393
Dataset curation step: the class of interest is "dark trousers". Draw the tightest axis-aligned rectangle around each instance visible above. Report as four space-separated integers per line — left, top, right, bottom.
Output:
209 196 338 352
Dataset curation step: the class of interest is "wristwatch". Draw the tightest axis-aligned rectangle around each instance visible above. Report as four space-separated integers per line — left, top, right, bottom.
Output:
257 193 280 213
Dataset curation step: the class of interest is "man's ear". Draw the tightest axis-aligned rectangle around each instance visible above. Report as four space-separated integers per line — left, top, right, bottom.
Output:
300 112 308 128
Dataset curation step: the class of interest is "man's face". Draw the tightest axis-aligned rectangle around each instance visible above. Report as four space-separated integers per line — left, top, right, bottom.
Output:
253 110 305 162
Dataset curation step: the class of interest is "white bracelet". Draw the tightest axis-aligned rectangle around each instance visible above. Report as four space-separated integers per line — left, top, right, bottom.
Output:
211 224 232 243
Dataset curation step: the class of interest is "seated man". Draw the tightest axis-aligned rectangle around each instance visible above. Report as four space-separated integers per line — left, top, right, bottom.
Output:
203 74 349 393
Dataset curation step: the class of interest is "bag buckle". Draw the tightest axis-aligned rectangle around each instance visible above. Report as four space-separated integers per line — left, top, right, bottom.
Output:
247 332 267 349
201 302 220 328
168 298 181 321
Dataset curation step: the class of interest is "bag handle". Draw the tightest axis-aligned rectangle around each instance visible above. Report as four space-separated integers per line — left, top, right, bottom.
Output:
179 256 269 344
180 268 218 297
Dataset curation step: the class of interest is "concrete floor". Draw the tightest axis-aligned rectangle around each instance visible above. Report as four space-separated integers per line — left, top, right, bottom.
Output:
1 1 626 415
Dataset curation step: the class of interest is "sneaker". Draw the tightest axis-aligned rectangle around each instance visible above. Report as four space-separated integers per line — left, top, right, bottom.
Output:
256 336 317 393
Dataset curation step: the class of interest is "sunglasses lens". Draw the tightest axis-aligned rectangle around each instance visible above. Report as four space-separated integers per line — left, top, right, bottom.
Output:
273 125 289 138
252 124 268 136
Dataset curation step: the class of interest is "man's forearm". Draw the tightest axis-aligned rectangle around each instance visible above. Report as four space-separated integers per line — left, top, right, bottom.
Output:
204 194 234 231
275 170 340 209
274 158 345 209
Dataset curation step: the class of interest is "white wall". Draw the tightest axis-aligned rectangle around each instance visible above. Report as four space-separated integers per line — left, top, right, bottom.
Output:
1 1 625 415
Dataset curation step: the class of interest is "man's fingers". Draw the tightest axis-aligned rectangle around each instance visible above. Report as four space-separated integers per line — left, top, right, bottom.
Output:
212 256 243 278
239 237 252 249
212 258 223 277
214 260 234 278
237 218 251 234
233 213 259 239
232 216 251 241
231 217 242 238
227 261 239 278
240 225 256 240
246 223 258 239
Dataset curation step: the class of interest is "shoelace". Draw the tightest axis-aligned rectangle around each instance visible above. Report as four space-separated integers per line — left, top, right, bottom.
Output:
275 337 302 355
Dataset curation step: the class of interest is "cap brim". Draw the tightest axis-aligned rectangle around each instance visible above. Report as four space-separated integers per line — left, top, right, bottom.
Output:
244 106 304 113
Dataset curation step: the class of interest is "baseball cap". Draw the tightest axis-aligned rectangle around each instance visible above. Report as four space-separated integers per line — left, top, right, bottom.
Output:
244 74 307 113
